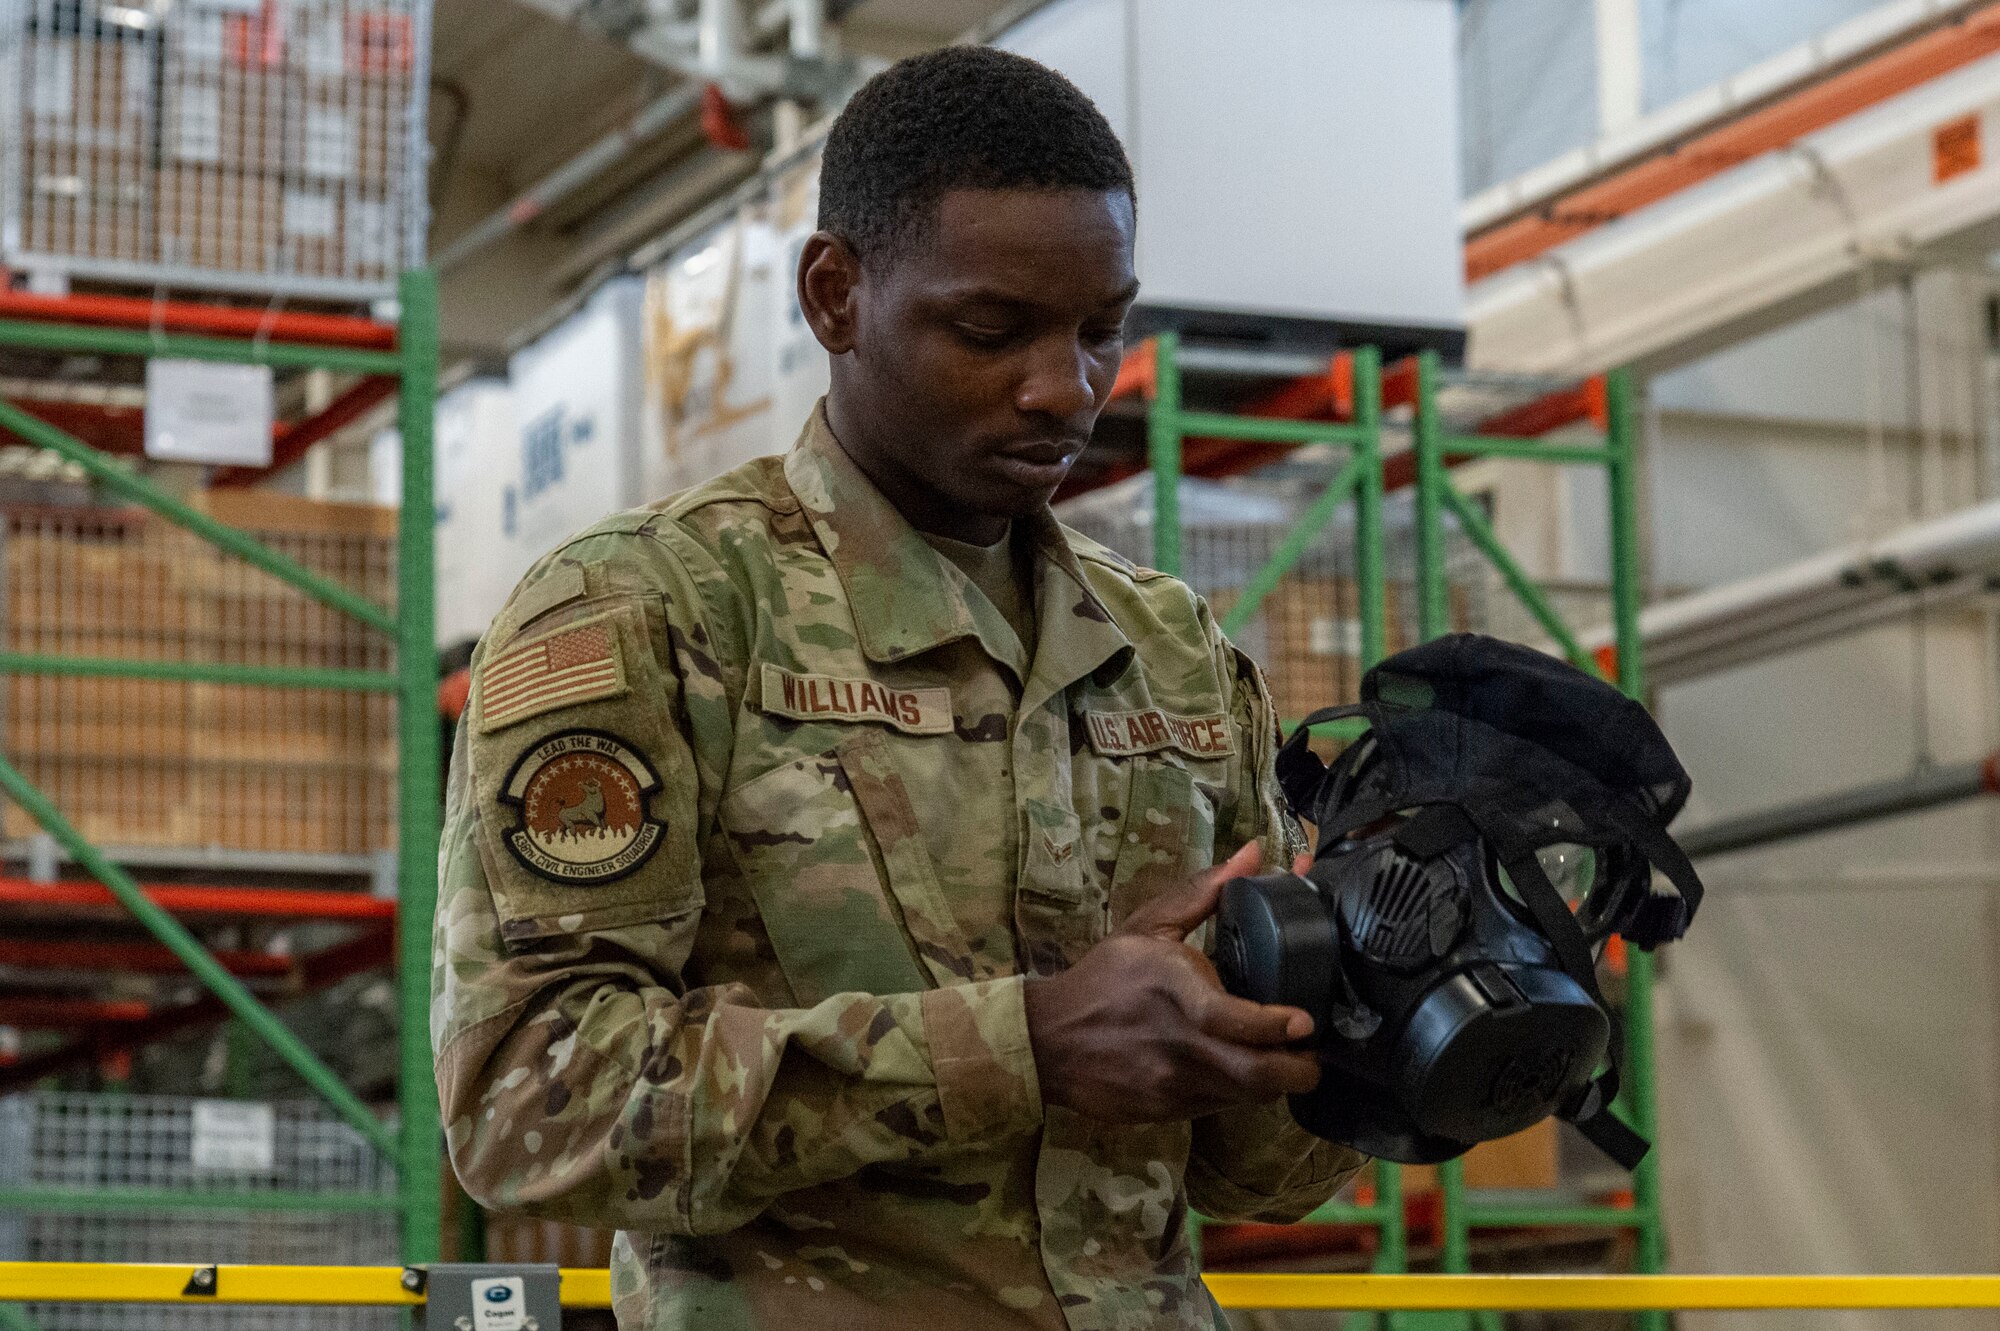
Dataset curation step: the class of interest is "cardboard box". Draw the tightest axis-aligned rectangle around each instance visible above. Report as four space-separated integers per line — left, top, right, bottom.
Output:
161 71 286 173
17 148 154 265
25 36 154 156
291 73 406 193
1404 1119 1562 1193
0 501 398 855
193 490 397 539
1216 576 1402 721
196 759 395 854
157 166 281 273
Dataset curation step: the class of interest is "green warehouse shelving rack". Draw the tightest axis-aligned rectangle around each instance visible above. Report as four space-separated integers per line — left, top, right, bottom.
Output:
0 273 442 1294
1142 332 1661 1331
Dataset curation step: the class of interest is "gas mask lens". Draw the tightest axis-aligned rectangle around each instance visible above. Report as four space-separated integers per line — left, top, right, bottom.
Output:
1495 843 1616 941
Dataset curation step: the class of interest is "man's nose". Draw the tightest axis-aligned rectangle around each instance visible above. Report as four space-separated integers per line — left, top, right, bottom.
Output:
1015 337 1098 420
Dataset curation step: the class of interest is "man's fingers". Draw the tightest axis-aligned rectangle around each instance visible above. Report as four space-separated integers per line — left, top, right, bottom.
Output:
1195 989 1316 1046
1120 841 1264 940
1205 1042 1324 1100
1292 852 1313 876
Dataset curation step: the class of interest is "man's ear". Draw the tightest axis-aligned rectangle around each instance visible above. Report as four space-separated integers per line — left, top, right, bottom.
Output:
798 232 861 356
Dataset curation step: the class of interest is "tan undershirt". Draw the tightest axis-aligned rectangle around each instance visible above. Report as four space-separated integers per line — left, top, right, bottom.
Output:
922 525 1037 661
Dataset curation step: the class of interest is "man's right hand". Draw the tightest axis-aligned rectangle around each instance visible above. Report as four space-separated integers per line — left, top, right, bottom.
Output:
1022 841 1324 1124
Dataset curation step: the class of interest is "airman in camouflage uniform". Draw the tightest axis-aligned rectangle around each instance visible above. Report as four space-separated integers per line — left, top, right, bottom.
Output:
433 43 1364 1331
436 410 1362 1329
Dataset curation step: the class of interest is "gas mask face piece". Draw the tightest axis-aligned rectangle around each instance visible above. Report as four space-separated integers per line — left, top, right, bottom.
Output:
1213 635 1705 1168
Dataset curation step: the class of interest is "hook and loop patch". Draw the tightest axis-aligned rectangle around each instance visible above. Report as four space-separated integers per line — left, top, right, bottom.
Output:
498 729 665 885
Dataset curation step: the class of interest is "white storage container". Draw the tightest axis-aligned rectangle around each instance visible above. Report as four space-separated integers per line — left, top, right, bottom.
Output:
432 377 519 649
506 277 647 574
997 0 1464 339
1 0 430 299
641 157 829 497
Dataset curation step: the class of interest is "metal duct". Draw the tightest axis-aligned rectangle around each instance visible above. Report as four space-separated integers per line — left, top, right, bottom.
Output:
1581 499 2000 687
1467 47 2000 378
1679 755 2000 858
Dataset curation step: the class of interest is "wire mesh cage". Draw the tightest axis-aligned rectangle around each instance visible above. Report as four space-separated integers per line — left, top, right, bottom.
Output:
0 1090 399 1330
1055 457 1610 724
0 0 431 298
0 495 397 857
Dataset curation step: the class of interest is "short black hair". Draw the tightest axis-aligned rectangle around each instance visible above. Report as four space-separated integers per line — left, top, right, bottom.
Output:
817 45 1134 265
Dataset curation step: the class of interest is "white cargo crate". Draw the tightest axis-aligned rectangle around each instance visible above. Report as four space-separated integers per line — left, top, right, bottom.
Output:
642 172 829 502
432 377 521 649
505 276 647 573
0 0 430 299
998 0 1464 336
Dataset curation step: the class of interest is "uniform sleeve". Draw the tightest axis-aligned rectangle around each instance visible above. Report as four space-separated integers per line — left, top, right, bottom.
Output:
431 526 1041 1237
1183 625 1367 1222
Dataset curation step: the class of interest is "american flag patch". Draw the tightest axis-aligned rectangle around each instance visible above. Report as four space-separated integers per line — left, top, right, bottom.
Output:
477 614 627 733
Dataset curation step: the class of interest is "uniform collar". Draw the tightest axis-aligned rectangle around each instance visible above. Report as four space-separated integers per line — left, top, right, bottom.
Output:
783 403 1131 691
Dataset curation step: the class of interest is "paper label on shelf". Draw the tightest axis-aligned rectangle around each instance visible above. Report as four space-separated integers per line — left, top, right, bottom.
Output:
299 14 346 76
346 199 394 267
304 106 354 180
174 84 223 163
190 1100 276 1172
1309 616 1362 657
470 1277 528 1331
31 46 73 120
179 11 228 60
283 189 337 239
146 359 274 466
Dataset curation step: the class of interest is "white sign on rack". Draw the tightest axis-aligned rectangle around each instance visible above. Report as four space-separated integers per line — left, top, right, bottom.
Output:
145 359 274 466
470 1276 528 1330
190 1099 277 1172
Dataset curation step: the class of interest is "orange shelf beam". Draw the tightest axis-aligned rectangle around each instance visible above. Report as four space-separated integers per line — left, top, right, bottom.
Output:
0 937 295 978
0 290 395 349
1466 3 2000 281
0 878 398 922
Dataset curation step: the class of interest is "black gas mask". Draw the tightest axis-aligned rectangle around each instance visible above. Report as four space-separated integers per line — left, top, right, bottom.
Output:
1213 635 1704 1168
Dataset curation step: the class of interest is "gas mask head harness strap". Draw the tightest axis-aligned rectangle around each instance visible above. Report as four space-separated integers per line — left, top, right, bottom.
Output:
1222 634 1704 1168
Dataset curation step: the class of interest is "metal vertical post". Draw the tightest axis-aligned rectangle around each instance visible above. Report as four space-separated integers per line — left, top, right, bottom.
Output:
1149 331 1184 578
395 268 442 1265
1607 366 1668 1331
1353 346 1386 669
1412 351 1449 641
1411 349 1475 1331
1355 347 1403 1331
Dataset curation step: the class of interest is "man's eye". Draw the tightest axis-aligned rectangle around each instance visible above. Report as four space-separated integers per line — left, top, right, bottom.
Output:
955 324 1015 348
1084 323 1126 348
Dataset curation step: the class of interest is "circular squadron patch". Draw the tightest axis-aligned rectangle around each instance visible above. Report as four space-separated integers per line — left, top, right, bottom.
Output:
499 730 664 884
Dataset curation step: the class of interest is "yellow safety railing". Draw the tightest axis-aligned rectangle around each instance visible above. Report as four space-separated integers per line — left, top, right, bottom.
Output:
8 1266 2000 1311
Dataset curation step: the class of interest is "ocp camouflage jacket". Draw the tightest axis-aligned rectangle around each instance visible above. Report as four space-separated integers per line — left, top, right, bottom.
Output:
432 407 1364 1331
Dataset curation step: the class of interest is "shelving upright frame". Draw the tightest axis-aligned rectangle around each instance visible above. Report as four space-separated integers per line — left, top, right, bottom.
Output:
0 271 441 1272
1142 335 1661 1331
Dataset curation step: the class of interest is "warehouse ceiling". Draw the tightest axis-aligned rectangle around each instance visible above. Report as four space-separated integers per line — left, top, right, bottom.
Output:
426 0 1031 361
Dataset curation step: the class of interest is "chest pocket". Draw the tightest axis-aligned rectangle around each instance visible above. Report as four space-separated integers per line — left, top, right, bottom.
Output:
721 727 996 1004
1109 758 1219 927
1015 797 1101 975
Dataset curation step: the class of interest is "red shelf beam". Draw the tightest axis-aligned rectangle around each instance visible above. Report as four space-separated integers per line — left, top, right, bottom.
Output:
0 997 154 1028
0 924 393 1090
0 290 396 349
0 878 397 922
0 937 296 978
